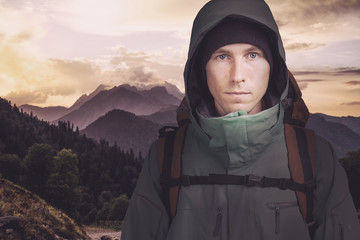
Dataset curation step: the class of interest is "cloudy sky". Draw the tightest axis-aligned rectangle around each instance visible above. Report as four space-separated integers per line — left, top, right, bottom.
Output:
0 0 359 116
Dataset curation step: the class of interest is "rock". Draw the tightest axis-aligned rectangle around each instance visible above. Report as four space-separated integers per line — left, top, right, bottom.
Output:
101 235 113 240
0 216 25 230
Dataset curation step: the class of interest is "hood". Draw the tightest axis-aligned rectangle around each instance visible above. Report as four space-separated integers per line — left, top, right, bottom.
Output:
184 0 290 120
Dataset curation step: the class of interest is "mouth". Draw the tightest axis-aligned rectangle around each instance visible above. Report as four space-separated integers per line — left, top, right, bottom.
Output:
226 91 250 95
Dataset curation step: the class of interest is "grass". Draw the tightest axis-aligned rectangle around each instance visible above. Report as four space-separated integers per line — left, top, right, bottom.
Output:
0 177 90 239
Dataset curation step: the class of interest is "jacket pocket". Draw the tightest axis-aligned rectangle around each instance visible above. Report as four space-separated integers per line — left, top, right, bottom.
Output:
212 207 223 240
267 201 298 234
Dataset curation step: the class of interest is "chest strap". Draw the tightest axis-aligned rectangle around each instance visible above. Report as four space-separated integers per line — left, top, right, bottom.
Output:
160 173 316 193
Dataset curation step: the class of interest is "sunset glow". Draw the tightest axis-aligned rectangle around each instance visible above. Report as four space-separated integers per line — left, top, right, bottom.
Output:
1 0 359 116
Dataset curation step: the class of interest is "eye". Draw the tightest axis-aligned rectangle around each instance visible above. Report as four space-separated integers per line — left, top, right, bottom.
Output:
217 54 228 60
249 52 258 59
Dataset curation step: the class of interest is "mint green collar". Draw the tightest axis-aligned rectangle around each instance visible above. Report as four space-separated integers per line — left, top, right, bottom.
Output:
197 104 284 163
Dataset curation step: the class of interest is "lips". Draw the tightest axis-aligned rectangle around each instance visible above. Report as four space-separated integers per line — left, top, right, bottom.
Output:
226 91 250 95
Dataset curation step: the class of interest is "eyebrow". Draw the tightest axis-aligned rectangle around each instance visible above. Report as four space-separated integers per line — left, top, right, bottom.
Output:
247 46 262 52
213 48 231 55
213 45 263 55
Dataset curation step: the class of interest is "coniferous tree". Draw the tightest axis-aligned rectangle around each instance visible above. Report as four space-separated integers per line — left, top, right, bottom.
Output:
23 143 56 196
0 153 23 183
45 149 81 218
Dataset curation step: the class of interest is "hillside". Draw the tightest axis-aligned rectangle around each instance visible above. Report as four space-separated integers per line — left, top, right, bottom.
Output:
0 97 142 227
140 105 178 126
81 109 161 154
0 177 89 239
316 113 360 135
307 114 360 158
19 105 68 122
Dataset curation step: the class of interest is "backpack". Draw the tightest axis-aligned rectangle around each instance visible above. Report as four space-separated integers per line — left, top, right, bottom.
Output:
157 70 318 238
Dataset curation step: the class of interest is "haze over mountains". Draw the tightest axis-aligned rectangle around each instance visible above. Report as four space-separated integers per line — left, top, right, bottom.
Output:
20 83 360 157
21 82 181 130
20 84 111 122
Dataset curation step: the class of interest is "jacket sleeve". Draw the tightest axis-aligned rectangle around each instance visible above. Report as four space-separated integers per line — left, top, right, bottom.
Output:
313 137 360 240
121 141 169 240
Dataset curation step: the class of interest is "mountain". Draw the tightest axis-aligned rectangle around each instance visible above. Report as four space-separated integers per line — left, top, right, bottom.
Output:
141 105 178 126
131 81 184 101
164 81 184 100
307 114 360 158
81 109 161 154
316 113 360 135
56 85 181 130
69 84 111 111
19 84 110 122
18 105 68 122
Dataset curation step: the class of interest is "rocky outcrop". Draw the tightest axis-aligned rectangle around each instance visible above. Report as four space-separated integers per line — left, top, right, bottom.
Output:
0 216 26 239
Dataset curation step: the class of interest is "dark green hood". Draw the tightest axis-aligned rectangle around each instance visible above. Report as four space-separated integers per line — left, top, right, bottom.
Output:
184 0 289 117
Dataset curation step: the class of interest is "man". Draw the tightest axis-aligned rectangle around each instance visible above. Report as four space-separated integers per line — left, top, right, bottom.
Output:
121 0 360 239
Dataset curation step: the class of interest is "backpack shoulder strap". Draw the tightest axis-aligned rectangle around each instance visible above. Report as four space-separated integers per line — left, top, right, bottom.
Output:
284 71 310 127
284 70 318 237
284 125 316 218
157 124 189 224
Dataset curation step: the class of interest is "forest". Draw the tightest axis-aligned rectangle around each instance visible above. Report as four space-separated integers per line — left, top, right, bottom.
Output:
0 97 143 226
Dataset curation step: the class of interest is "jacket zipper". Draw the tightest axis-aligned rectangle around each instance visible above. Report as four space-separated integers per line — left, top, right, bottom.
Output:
267 201 298 234
213 207 222 240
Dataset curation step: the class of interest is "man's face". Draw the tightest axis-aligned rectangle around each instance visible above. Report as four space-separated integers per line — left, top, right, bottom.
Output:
206 43 270 116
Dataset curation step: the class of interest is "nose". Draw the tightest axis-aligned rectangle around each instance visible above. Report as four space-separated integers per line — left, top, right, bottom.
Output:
231 59 246 83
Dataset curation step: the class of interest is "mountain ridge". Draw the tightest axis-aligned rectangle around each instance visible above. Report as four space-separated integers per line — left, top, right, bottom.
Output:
80 109 161 154
308 113 360 158
54 85 181 130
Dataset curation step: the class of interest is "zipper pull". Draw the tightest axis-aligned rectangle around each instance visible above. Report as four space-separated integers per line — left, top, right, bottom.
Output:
213 208 223 239
275 207 280 234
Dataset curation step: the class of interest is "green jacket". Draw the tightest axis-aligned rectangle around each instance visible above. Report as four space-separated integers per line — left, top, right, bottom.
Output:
121 0 360 239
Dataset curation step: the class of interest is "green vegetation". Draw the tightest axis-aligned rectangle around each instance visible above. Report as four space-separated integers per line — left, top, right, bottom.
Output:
0 177 89 239
0 98 142 227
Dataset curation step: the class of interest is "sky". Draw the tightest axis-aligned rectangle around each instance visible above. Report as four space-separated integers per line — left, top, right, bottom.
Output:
0 0 359 117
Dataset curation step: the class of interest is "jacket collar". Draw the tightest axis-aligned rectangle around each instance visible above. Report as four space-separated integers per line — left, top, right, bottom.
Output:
196 103 284 164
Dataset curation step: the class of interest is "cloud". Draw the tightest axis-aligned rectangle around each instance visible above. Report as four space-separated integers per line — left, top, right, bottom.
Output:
0 2 46 42
270 0 360 25
297 79 325 83
340 101 360 106
0 34 103 106
49 58 100 83
106 46 184 88
130 66 157 83
298 82 308 91
335 68 360 75
9 31 34 43
292 71 322 76
285 42 326 52
110 46 150 68
268 0 360 49
44 0 207 36
345 81 360 85
5 90 48 105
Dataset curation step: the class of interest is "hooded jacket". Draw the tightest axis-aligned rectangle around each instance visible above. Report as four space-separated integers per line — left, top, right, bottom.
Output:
121 0 360 239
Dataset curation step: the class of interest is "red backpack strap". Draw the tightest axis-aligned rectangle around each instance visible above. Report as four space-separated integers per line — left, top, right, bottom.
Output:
285 124 317 236
284 71 310 128
284 70 318 237
176 97 191 127
157 124 189 224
